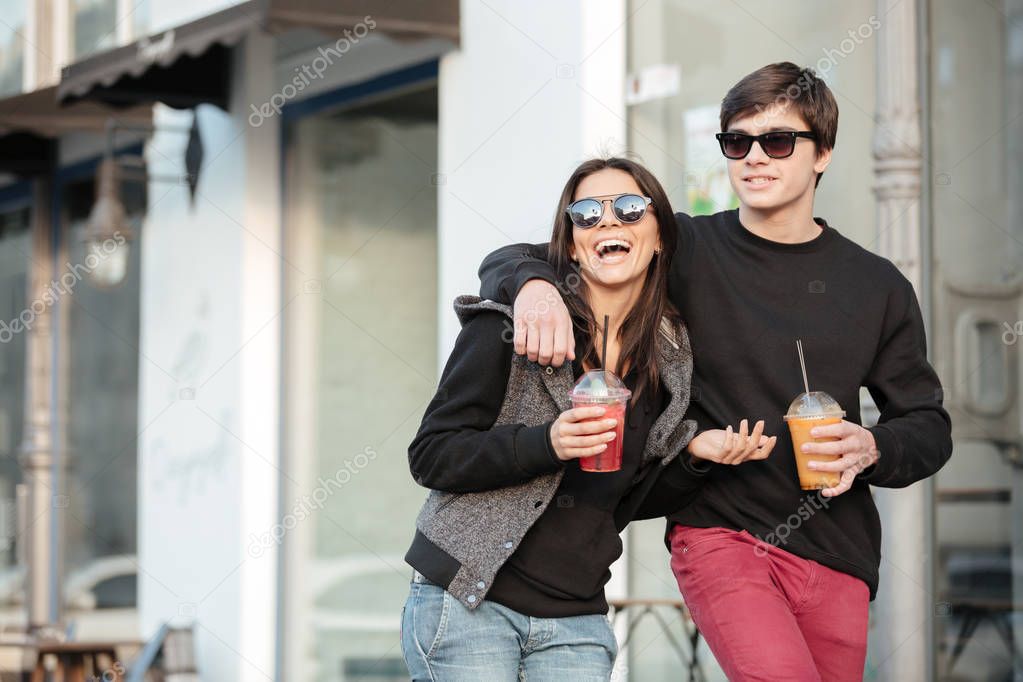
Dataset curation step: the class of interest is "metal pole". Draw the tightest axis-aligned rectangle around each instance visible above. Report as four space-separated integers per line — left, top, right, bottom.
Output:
18 177 59 636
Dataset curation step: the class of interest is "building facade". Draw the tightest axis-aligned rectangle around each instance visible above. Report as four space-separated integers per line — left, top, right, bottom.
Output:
0 0 1019 680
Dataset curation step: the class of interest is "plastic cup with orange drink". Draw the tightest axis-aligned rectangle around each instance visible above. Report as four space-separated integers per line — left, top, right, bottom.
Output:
784 390 846 490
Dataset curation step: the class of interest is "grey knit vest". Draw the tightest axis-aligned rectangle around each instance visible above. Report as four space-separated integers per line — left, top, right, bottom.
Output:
413 295 696 609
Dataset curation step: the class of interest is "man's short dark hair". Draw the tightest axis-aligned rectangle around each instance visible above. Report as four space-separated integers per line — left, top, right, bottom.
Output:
720 62 839 186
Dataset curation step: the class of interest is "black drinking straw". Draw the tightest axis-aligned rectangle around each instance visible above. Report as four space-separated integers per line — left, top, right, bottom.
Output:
601 314 609 370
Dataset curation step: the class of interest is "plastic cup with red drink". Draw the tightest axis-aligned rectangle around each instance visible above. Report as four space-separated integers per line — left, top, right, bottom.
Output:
569 369 631 472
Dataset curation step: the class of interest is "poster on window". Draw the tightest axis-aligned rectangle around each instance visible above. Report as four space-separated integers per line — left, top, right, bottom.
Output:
683 105 738 216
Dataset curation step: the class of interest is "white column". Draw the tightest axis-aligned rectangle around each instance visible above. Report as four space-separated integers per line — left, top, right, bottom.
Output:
437 0 627 360
138 32 280 681
871 1 931 680
437 0 629 673
235 30 282 682
115 0 135 43
1006 3 1023 677
51 0 71 81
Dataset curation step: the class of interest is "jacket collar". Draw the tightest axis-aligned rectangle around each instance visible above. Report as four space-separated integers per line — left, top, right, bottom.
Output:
544 316 690 465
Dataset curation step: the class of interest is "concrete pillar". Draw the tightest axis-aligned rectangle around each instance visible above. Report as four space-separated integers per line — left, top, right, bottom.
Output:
1006 2 1023 677
138 32 281 681
436 0 628 674
437 0 627 359
870 0 932 679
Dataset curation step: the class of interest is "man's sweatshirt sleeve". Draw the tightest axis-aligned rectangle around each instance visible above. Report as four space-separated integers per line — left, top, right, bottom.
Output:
408 312 564 493
860 274 953 487
625 451 712 523
479 243 554 304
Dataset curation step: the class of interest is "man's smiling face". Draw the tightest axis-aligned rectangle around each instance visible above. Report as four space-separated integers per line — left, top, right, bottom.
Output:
724 102 831 216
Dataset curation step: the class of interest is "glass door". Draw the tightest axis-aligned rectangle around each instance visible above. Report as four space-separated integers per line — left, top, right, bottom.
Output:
58 164 145 637
929 0 1023 679
281 77 439 681
0 197 30 627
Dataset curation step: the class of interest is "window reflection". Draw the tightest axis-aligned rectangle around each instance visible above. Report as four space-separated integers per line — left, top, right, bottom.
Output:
73 0 118 59
59 171 145 632
283 83 438 680
0 203 30 618
0 0 26 96
930 0 1023 679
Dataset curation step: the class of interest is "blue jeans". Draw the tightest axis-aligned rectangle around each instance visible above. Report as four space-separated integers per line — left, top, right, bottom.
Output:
400 578 618 681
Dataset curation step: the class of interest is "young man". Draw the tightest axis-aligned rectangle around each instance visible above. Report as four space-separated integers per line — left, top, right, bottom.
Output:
477 62 952 680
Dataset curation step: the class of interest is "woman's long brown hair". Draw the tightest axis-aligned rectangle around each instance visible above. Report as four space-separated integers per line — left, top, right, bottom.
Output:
548 157 681 405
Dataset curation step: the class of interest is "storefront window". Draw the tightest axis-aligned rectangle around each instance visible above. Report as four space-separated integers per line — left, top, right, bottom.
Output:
132 0 149 45
0 0 26 96
0 198 30 623
930 1 1023 679
73 0 119 58
59 169 145 632
282 82 438 680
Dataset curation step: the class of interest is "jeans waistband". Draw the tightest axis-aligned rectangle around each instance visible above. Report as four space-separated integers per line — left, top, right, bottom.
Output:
412 570 436 586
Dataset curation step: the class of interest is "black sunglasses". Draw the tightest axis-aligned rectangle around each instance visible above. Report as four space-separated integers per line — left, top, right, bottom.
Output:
566 193 652 229
715 131 817 159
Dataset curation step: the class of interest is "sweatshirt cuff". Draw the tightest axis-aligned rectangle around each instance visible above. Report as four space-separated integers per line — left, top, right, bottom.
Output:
859 424 899 485
681 455 713 476
514 422 564 475
656 455 711 496
512 261 558 298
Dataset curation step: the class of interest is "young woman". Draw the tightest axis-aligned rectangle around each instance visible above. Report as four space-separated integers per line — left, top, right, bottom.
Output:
400 157 776 681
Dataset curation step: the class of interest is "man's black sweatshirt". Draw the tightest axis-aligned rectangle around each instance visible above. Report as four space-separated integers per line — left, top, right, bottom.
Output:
479 209 953 599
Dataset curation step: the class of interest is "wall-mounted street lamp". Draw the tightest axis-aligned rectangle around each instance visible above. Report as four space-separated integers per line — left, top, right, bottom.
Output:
84 114 204 287
83 157 129 288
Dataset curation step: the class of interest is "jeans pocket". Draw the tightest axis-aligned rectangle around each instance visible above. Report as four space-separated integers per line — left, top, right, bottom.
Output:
674 525 740 555
411 583 450 660
602 615 620 662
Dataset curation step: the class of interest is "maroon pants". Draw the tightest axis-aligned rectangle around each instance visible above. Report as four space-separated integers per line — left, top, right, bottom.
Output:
669 525 869 682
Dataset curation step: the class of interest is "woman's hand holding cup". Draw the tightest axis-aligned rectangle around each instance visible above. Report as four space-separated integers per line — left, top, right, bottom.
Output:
549 406 618 462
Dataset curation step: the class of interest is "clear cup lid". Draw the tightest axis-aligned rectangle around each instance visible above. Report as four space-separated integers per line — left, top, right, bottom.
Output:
569 369 632 401
783 391 845 420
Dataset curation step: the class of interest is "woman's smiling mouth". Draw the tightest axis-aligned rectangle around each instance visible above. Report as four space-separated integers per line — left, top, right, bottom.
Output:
594 238 633 263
